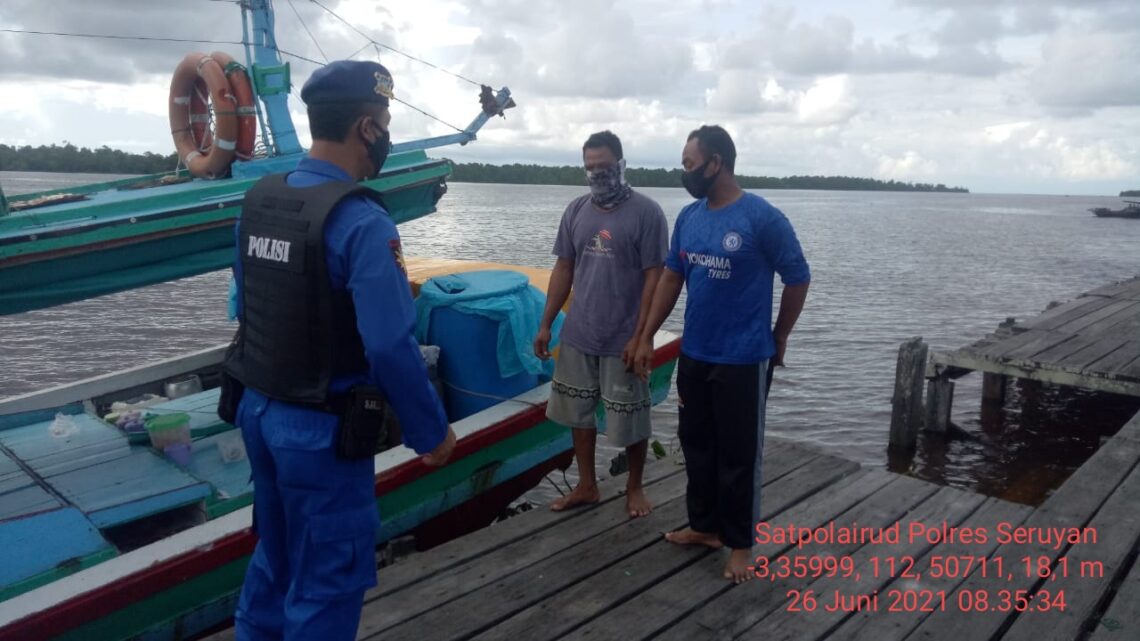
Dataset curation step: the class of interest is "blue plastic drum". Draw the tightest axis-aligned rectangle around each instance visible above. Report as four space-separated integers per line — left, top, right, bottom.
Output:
418 270 541 422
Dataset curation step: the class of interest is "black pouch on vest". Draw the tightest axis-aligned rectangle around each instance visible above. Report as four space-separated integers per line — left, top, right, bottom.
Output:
337 386 394 459
217 332 245 424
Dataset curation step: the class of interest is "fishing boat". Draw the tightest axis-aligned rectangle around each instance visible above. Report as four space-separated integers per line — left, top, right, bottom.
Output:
1088 200 1140 219
0 2 682 640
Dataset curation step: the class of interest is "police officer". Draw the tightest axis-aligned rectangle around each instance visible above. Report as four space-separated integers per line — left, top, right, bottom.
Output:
224 60 456 641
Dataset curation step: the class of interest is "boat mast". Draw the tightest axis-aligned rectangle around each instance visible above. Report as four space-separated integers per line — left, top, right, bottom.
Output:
240 0 302 156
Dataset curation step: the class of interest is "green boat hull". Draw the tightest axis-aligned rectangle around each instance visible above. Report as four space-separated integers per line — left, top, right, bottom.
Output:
0 151 451 315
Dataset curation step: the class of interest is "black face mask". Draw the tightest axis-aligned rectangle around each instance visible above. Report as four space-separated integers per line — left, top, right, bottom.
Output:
681 159 719 199
368 127 391 179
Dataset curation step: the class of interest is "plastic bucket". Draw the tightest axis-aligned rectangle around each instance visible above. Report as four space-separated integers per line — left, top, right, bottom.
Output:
145 412 191 450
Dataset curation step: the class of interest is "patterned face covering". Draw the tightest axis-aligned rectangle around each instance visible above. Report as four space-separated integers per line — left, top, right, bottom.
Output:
586 158 633 209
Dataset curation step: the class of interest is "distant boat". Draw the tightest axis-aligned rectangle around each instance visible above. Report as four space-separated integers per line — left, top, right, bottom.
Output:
1089 200 1140 219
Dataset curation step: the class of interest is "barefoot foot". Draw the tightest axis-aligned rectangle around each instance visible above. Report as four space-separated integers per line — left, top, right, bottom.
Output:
724 549 755 584
625 486 652 518
663 527 723 549
550 484 600 512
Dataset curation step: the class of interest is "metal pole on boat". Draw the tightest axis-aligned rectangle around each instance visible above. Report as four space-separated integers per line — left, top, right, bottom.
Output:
243 0 303 156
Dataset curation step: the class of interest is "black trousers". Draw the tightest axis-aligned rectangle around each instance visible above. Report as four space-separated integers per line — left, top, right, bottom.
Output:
676 354 769 549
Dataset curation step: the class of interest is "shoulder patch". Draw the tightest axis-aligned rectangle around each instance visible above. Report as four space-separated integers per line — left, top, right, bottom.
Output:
388 238 407 276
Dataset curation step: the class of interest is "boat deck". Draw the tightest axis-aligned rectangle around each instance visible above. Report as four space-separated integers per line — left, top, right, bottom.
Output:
0 391 250 600
930 277 1140 398
203 409 1140 641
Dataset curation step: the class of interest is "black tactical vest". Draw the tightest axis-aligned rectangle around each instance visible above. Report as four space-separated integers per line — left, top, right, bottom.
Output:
223 173 383 405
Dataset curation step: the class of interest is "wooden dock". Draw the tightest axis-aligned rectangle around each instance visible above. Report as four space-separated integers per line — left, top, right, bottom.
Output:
892 277 1140 447
203 410 1140 641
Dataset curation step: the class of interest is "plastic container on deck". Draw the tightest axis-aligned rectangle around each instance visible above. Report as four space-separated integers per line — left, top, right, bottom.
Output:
145 412 192 451
417 271 544 422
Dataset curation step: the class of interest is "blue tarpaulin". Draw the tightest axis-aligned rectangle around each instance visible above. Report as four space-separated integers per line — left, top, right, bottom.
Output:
414 270 563 379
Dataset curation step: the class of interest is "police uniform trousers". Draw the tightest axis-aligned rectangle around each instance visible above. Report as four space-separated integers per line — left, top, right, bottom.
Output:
675 355 770 550
234 388 380 641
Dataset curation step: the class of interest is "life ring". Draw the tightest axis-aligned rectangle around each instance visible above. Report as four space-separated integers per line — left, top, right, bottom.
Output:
209 51 257 161
169 52 238 179
189 77 213 153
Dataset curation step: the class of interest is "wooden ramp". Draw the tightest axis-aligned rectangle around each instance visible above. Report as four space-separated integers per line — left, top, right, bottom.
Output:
203 410 1140 641
931 277 1140 398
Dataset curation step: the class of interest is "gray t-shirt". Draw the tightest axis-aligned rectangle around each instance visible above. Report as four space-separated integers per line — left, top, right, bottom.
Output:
553 191 669 356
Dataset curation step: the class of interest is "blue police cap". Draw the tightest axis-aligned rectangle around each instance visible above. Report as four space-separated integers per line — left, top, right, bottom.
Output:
301 60 394 106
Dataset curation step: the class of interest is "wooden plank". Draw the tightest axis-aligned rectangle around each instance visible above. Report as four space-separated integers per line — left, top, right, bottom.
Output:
49 450 212 528
359 455 859 641
0 485 60 520
367 441 806 602
933 350 1140 397
1087 555 1140 641
1032 334 1122 369
1017 296 1117 331
1054 337 1133 372
999 331 1080 363
739 486 988 641
1001 462 1140 641
1061 301 1140 339
828 497 1034 641
650 474 947 641
362 465 692 635
1019 296 1118 332
904 435 1140 641
466 527 712 641
1082 278 1140 300
560 469 904 641
1086 341 1140 378
971 329 1059 361
1119 355 1140 380
0 507 112 591
1050 300 1140 337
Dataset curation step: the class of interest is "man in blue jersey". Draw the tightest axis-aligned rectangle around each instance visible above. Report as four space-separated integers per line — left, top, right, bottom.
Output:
635 125 810 583
224 60 456 640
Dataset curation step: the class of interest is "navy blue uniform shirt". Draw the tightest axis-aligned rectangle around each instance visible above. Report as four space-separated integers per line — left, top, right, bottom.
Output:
234 157 449 454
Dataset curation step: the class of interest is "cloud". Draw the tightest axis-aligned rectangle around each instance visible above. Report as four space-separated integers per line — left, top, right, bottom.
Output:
1029 29 1140 114
704 73 858 126
876 150 939 179
715 5 1015 78
457 0 692 100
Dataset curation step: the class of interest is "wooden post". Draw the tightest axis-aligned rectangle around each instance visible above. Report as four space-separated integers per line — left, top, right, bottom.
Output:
926 377 954 433
890 337 928 451
982 372 1006 403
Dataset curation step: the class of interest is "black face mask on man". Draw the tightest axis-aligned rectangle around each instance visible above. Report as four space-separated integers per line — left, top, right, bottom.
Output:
681 158 720 199
367 126 391 178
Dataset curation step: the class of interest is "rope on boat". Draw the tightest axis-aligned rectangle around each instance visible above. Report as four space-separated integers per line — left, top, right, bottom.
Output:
285 0 329 63
0 29 324 67
307 0 487 88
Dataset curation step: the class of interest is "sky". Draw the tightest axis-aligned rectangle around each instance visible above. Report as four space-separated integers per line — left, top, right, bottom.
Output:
0 0 1138 195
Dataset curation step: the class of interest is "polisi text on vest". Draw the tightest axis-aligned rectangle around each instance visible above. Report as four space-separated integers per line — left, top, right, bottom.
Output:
248 235 292 263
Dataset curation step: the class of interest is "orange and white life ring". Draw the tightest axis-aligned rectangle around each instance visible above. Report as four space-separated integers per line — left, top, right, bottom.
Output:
189 77 213 153
169 52 238 179
209 51 257 161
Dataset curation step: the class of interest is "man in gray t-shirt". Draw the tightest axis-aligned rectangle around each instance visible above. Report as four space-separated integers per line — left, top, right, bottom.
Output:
534 130 668 518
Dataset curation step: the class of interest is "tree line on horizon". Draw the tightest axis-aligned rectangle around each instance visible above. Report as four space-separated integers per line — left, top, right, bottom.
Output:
448 162 968 192
1121 190 1140 197
0 143 970 193
1 143 179 175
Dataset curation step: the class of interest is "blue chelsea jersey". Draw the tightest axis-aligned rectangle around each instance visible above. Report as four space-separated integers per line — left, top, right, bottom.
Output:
664 192 810 364
233 157 448 454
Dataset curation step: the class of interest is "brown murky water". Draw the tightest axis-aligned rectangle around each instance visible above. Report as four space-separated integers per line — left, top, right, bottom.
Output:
3 172 1138 506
